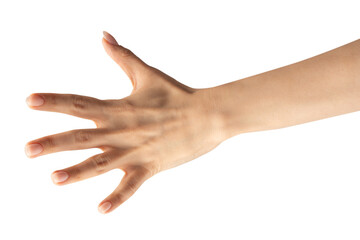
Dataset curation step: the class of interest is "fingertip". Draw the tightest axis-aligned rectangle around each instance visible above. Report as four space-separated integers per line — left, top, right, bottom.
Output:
98 201 112 214
51 171 69 185
102 38 116 58
26 93 45 108
24 142 43 158
103 31 118 46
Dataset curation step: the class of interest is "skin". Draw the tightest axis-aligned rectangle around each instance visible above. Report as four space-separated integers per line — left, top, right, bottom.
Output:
25 32 360 214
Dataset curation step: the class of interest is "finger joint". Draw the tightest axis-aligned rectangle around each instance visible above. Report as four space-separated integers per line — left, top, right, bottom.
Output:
72 95 88 110
92 153 112 172
43 136 56 149
74 130 92 143
121 47 132 57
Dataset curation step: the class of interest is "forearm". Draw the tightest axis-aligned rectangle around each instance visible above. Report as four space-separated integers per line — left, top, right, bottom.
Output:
203 39 360 138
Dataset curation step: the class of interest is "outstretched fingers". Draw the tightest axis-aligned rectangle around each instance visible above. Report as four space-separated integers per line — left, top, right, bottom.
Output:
98 167 152 214
25 128 110 158
51 150 123 185
26 93 108 120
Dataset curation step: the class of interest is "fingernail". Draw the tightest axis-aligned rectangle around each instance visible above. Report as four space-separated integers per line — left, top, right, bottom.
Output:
51 171 69 183
98 201 112 214
26 94 44 107
25 143 43 157
103 31 118 46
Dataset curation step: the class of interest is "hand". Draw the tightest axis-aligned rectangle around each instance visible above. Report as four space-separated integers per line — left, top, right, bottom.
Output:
25 32 225 214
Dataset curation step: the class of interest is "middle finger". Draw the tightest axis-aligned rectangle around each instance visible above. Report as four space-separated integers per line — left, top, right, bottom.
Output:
25 128 111 158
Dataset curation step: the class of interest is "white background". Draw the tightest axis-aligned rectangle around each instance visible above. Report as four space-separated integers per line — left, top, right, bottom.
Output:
0 0 359 239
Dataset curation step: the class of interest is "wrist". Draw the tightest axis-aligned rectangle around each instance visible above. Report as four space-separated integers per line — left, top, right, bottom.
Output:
193 84 247 141
195 78 272 140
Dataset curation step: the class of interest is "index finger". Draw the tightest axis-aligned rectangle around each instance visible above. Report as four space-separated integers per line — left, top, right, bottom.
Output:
26 93 108 120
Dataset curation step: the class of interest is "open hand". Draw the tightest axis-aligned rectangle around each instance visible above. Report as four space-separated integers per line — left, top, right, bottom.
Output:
25 32 225 214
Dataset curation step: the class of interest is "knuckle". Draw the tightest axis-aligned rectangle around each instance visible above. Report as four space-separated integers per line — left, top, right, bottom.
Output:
120 99 135 112
109 98 136 113
126 178 139 193
92 153 112 172
67 166 81 179
149 162 161 176
73 130 92 143
71 95 88 110
138 164 156 178
112 193 125 205
130 160 160 178
46 94 58 105
120 47 132 57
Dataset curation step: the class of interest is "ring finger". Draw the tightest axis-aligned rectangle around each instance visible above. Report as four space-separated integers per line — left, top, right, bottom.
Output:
51 150 124 185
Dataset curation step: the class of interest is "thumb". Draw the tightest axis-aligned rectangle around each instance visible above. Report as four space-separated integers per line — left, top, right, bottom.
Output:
102 31 149 91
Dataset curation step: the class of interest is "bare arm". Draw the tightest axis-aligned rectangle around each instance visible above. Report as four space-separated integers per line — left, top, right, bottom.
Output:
25 33 360 214
201 39 360 138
